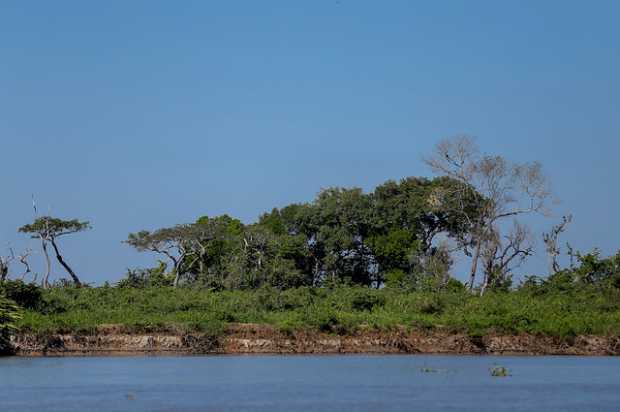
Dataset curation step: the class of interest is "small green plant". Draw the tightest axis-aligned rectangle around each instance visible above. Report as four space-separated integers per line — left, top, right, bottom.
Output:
490 365 510 377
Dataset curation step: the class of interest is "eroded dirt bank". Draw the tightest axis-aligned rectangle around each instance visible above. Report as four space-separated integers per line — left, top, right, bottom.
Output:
11 324 620 356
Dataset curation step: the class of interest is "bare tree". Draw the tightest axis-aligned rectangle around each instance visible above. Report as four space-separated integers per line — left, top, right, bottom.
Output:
480 222 534 295
542 215 572 275
15 248 34 281
0 247 35 283
425 136 550 290
0 251 14 282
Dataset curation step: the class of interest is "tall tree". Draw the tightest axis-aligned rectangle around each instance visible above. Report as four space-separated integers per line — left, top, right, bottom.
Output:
425 136 550 291
19 217 90 287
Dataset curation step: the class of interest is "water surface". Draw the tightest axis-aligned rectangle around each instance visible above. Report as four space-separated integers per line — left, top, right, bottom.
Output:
1 355 619 411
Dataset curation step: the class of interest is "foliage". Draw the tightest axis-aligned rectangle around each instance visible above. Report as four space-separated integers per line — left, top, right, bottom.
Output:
18 216 90 238
490 366 510 377
117 263 173 288
0 295 22 354
18 215 90 287
14 284 620 339
0 280 43 309
126 176 483 290
521 250 620 294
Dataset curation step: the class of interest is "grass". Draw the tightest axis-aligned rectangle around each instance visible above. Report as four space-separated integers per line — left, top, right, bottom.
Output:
12 285 620 339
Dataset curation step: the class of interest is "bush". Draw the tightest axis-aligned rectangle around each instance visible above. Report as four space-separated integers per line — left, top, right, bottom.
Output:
416 295 444 315
10 285 620 339
350 289 386 311
0 295 21 354
0 280 43 309
117 264 173 288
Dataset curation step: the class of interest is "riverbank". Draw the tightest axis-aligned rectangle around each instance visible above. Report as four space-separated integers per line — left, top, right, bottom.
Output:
11 324 620 356
4 284 620 356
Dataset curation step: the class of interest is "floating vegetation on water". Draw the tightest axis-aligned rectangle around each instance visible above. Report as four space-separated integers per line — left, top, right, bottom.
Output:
420 367 453 374
490 366 510 377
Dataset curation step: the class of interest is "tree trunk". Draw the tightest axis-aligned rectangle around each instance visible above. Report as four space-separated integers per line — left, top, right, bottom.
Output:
479 268 489 296
41 238 52 288
172 258 182 287
479 277 488 296
50 238 81 287
0 264 7 282
548 253 561 275
468 238 482 291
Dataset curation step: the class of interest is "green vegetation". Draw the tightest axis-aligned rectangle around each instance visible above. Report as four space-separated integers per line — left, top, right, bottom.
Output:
6 261 620 339
18 216 90 288
490 366 511 377
0 295 21 354
123 176 482 291
1 137 619 350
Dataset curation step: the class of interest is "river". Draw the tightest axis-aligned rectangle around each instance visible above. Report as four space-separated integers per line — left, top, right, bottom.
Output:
1 355 619 411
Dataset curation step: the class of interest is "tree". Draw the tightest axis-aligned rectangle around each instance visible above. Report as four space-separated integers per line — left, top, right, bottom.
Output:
311 187 374 286
542 215 572 275
15 248 34 282
0 247 33 283
126 225 192 287
259 204 323 285
19 217 90 287
425 136 550 291
223 225 305 290
0 251 12 283
369 176 481 284
479 221 534 295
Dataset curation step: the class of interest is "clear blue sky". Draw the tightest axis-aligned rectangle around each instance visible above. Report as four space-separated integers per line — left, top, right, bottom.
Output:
1 1 619 284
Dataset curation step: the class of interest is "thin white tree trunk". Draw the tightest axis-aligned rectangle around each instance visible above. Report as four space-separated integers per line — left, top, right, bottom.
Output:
41 238 51 288
468 239 482 291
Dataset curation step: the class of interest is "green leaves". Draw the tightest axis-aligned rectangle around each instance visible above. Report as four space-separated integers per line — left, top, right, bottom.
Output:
128 175 486 290
19 216 90 238
0 295 22 354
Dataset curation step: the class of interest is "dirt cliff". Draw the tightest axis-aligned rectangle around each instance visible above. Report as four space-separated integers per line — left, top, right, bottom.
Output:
11 324 620 356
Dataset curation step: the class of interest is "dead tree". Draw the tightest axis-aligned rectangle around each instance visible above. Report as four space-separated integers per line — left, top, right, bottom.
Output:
425 136 550 290
14 248 34 281
542 215 572 275
0 252 13 282
480 222 534 295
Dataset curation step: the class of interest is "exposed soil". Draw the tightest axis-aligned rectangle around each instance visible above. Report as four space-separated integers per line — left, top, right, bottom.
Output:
10 324 620 356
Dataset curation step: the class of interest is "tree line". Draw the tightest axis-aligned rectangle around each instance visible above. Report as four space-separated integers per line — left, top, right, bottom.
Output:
2 137 612 294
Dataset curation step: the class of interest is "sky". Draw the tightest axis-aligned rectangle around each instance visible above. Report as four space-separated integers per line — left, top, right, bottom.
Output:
1 1 619 285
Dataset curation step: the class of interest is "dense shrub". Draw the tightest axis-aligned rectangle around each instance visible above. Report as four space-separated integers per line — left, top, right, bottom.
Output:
0 295 21 354
0 280 43 309
13 285 620 339
350 289 386 311
117 264 173 288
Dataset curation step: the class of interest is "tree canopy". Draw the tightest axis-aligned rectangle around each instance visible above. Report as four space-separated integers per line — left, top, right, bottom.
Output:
18 216 90 287
127 176 484 290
